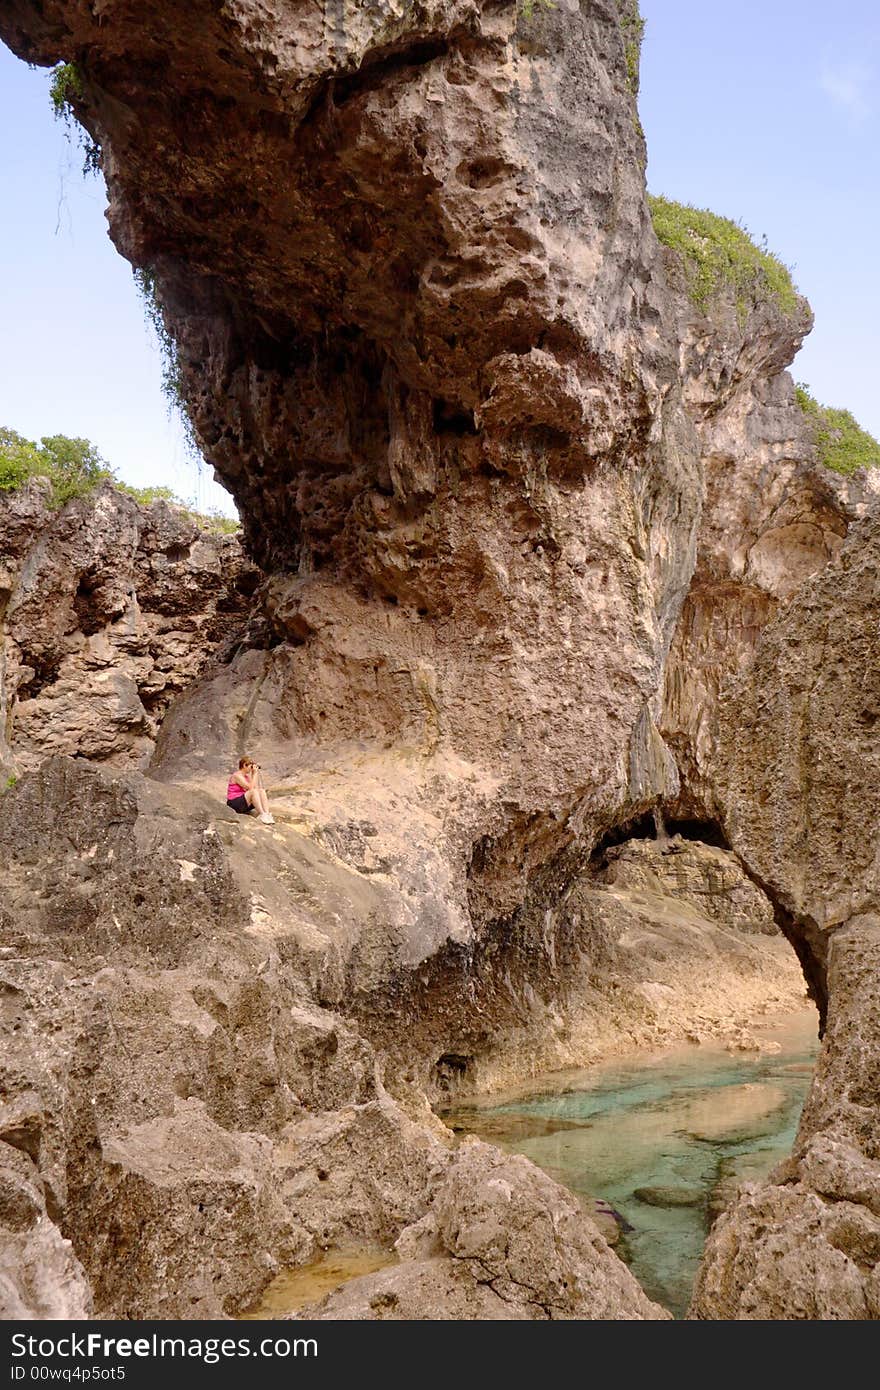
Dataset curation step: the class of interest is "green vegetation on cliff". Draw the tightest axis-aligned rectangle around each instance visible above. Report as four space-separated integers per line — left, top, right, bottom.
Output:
795 384 880 475
617 0 646 97
133 267 201 459
133 269 185 413
518 0 556 21
649 196 800 320
0 425 239 531
49 61 101 175
0 428 112 505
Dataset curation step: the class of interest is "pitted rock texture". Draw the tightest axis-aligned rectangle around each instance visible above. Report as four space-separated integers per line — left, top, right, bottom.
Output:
299 1139 669 1320
599 834 775 934
0 756 667 1321
0 1142 92 1319
659 272 880 818
689 517 880 1318
692 918 880 1320
0 480 258 777
1 0 684 563
2 0 878 1326
711 513 880 1000
1 0 706 954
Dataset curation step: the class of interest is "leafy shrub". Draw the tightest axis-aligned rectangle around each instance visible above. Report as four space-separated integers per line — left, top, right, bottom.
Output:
795 384 880 476
649 196 800 321
39 434 114 505
0 428 112 504
49 61 83 117
0 425 240 529
117 481 241 533
0 428 43 492
116 484 179 506
196 509 242 535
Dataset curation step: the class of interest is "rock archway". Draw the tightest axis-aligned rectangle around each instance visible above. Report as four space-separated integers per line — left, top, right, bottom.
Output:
1 0 878 1320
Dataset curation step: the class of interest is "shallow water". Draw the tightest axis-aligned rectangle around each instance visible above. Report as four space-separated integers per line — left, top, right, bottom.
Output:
443 1011 819 1318
238 1248 395 1319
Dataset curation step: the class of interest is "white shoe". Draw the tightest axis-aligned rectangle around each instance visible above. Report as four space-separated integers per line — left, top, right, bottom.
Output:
259 813 275 825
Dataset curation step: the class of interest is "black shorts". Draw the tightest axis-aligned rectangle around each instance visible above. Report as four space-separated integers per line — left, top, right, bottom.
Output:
227 795 253 815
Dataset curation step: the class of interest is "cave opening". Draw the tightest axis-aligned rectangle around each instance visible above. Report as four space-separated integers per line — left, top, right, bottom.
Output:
429 799 821 1316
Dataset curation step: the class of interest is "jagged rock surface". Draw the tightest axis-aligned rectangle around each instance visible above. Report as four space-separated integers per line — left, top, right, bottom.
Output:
658 267 880 817
599 835 775 934
299 1139 669 1319
0 756 667 1320
0 481 258 777
1 0 878 1325
422 834 805 1096
691 516 880 1318
1 0 706 959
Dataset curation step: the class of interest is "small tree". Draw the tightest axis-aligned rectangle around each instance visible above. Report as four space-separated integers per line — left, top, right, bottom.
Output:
0 428 43 491
39 434 114 503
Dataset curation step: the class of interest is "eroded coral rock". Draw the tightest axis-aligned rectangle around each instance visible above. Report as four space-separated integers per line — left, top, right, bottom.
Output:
300 1139 669 1320
0 482 258 777
691 522 880 1319
1 0 877 1325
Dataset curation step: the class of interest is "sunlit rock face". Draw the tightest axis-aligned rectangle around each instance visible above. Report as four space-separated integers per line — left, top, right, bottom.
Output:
0 1 710 941
0 1 705 1323
656 254 877 820
3 0 879 1324
0 481 258 777
690 515 880 1319
0 754 668 1321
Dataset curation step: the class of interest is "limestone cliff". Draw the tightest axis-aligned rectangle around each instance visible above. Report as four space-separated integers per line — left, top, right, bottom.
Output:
0 0 878 1324
0 755 669 1319
658 261 879 817
0 480 258 777
689 516 880 1318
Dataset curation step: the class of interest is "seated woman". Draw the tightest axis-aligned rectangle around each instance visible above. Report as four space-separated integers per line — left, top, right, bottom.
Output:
226 756 275 825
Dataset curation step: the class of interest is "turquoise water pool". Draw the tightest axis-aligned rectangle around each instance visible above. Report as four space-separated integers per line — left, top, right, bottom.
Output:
443 1012 818 1318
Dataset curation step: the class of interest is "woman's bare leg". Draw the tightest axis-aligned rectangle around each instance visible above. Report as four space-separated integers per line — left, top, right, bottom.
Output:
246 783 271 816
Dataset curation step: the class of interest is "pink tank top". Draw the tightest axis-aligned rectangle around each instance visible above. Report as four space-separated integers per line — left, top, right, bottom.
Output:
227 781 246 799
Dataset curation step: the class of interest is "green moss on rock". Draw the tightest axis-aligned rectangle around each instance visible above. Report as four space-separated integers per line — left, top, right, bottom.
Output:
649 195 800 320
49 61 101 175
617 0 646 98
48 61 83 117
795 384 880 476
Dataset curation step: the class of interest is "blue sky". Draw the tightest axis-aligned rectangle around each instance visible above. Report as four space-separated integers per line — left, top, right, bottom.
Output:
640 0 879 436
0 48 235 515
0 1 877 514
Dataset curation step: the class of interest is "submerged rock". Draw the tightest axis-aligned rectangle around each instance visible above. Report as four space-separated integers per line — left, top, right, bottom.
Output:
634 1186 704 1209
297 1141 669 1320
683 1083 790 1145
707 1149 781 1221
